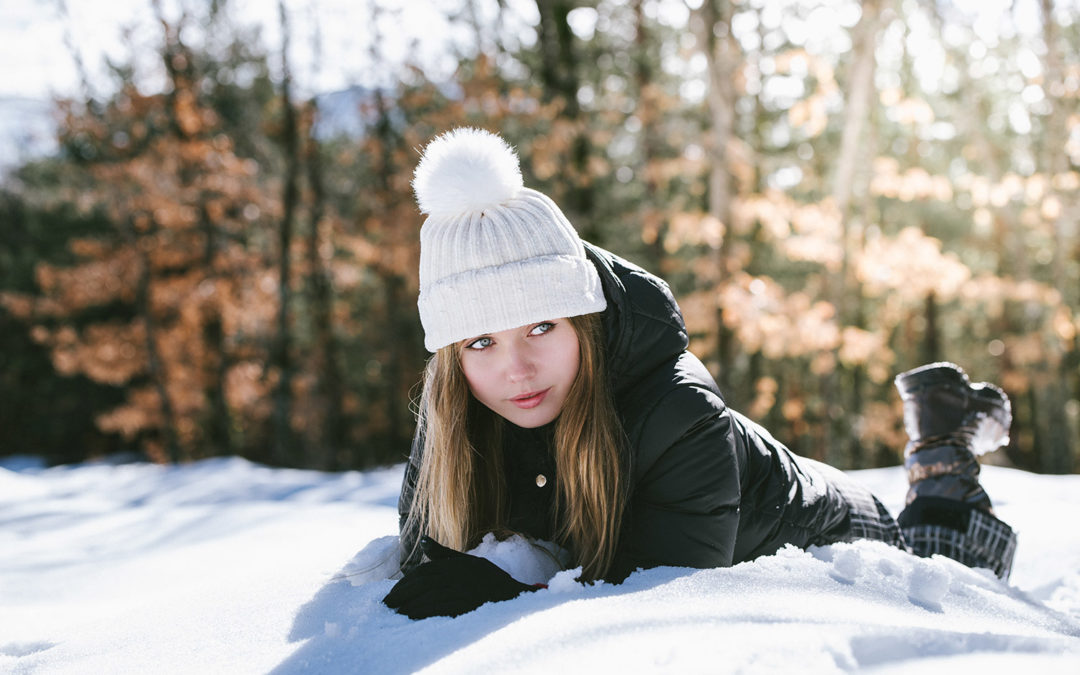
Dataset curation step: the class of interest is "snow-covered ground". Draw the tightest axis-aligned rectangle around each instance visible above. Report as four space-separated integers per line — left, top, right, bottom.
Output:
2 456 1078 674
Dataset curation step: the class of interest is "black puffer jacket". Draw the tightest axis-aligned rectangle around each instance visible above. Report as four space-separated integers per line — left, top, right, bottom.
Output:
398 244 854 577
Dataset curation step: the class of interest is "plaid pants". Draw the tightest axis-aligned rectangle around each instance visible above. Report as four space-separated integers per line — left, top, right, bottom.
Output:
818 464 1017 580
896 496 1018 580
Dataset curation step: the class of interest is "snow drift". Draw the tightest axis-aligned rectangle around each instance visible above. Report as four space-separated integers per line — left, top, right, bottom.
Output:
2 456 1078 674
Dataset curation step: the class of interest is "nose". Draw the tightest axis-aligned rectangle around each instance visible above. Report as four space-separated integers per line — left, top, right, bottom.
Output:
505 343 536 383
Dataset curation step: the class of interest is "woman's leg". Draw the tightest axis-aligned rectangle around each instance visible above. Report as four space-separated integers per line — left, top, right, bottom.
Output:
894 362 1018 580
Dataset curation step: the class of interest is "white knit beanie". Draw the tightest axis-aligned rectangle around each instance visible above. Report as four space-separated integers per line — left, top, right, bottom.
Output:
413 127 607 352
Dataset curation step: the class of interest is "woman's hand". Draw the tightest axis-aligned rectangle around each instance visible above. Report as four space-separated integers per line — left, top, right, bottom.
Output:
382 536 540 619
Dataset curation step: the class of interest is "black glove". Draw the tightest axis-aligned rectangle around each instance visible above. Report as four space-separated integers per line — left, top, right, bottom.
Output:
383 536 539 619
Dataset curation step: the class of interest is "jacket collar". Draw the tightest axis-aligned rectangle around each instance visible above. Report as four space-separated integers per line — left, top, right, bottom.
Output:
583 243 690 398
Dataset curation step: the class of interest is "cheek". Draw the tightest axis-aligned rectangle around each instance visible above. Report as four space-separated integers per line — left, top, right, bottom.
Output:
460 359 483 393
460 356 497 401
557 335 582 386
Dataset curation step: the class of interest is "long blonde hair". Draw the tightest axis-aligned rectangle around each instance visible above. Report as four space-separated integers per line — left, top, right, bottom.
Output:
404 313 626 580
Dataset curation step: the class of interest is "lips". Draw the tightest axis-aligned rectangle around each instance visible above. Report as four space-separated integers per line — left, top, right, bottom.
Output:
510 388 549 410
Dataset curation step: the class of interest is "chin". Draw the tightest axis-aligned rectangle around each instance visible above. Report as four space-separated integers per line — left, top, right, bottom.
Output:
503 408 559 429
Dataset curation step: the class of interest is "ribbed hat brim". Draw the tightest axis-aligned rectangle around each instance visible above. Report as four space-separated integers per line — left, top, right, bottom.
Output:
419 254 607 351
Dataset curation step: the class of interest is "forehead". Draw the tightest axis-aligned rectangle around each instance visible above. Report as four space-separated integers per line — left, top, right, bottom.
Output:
464 319 566 340
456 318 583 350
470 325 522 340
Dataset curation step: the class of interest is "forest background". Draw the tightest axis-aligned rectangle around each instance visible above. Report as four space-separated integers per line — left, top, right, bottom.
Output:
1 0 1078 475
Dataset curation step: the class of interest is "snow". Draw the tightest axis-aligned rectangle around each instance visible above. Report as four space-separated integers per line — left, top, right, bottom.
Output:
2 456 1078 674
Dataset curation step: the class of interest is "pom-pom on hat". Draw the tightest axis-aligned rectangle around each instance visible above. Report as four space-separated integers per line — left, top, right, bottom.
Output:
413 127 607 352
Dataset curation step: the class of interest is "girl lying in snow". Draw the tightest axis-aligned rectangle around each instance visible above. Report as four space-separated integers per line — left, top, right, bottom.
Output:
383 128 1017 620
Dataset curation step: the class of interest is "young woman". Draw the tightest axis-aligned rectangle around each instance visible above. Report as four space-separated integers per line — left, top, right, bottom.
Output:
382 128 1017 620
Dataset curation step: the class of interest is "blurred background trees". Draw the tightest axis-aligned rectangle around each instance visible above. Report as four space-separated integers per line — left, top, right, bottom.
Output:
1 0 1077 473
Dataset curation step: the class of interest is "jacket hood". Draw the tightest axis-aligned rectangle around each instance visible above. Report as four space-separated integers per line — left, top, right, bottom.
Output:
584 243 691 398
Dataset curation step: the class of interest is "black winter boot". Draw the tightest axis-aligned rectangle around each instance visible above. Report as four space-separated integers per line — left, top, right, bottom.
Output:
895 361 1011 512
894 362 1017 580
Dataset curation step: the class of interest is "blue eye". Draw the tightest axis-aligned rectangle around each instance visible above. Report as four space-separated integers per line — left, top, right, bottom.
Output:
531 322 555 336
465 336 493 350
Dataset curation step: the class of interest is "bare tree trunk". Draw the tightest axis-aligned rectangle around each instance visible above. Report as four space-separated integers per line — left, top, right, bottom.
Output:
826 0 885 467
272 0 300 465
362 87 413 465
832 0 883 217
1040 0 1069 297
850 174 875 465
535 0 579 114
535 0 597 242
694 0 740 397
151 0 191 140
1037 0 1075 472
304 99 345 470
698 0 736 246
201 203 232 455
922 291 940 364
632 0 666 271
383 274 407 462
131 219 181 463
299 10 345 470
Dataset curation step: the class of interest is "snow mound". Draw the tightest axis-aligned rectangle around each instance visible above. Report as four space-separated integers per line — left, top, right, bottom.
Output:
466 533 570 586
548 567 586 594
3 460 1079 674
907 557 951 611
292 538 1079 674
341 536 401 586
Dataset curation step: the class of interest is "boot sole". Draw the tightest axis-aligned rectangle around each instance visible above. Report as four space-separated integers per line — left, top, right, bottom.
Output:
895 362 1012 456
895 362 1010 409
895 362 970 394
